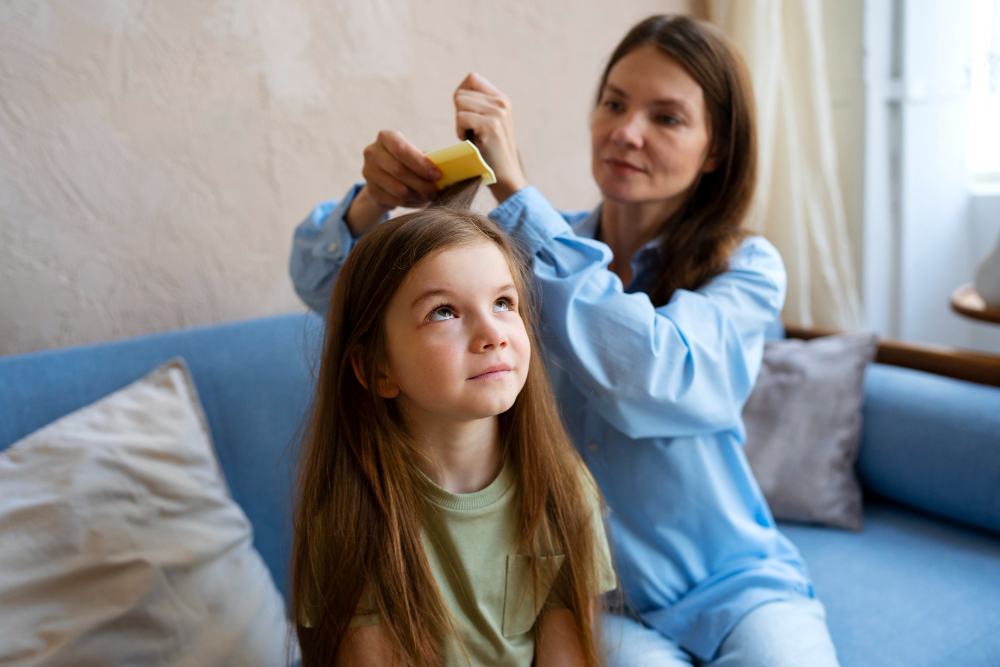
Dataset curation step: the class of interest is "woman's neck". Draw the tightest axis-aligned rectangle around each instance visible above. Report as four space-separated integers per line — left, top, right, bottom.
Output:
600 198 678 284
407 415 502 494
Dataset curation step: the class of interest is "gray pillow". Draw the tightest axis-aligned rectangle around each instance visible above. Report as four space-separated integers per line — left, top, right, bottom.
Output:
743 332 878 531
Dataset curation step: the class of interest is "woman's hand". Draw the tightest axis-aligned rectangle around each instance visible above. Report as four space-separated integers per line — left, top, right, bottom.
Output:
453 73 528 203
346 130 442 236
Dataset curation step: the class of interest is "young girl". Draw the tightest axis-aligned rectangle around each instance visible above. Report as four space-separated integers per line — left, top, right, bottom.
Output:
291 184 616 666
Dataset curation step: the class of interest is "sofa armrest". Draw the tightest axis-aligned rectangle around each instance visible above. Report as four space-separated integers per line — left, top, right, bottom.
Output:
784 324 1000 388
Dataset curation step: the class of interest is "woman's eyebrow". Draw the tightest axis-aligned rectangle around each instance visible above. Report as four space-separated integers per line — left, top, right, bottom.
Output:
604 83 629 99
650 98 691 113
605 82 692 112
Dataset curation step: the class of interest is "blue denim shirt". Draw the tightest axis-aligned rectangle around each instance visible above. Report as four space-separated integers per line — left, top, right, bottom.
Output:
290 185 814 660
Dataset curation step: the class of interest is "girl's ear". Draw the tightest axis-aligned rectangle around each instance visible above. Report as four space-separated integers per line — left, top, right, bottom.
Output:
349 351 369 389
375 375 400 399
351 349 400 398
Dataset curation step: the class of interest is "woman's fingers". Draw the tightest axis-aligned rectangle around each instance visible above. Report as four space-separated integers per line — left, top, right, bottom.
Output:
377 130 441 182
452 74 527 200
361 130 440 209
453 86 511 140
455 71 505 97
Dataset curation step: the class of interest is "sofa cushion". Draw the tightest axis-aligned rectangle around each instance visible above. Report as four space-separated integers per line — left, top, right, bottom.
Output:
0 359 295 665
859 363 1000 535
0 313 321 602
782 502 1000 667
743 332 877 530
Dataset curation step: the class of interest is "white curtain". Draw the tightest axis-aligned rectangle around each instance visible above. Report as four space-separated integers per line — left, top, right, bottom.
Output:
708 0 862 329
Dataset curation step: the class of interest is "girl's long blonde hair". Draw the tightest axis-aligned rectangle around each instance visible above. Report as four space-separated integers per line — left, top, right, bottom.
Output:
291 181 606 666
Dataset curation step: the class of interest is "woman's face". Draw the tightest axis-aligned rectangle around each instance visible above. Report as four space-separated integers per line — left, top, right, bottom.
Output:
591 44 715 211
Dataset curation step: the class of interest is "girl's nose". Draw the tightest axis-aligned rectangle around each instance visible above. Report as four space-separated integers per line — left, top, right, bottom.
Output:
474 319 508 351
610 113 644 149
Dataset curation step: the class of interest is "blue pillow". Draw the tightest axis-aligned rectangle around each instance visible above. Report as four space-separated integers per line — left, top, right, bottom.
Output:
859 363 1000 535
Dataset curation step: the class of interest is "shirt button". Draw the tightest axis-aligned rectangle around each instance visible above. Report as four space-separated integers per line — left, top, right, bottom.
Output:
326 242 338 254
587 441 598 453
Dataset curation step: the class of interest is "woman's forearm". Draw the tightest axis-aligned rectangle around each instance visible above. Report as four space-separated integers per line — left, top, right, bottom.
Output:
344 186 390 237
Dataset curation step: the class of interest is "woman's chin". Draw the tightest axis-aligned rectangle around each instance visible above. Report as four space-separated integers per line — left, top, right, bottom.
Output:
597 182 646 205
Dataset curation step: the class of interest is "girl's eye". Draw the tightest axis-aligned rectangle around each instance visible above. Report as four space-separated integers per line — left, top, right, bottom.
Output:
493 297 515 312
654 113 681 126
428 305 456 322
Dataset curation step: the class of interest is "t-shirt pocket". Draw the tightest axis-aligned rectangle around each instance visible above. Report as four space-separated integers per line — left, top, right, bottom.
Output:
501 554 566 637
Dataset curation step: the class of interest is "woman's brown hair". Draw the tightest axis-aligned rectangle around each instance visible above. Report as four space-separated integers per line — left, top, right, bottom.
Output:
290 181 605 666
596 14 757 306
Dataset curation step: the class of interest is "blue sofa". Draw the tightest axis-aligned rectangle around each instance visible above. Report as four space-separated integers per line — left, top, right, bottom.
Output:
2 313 999 666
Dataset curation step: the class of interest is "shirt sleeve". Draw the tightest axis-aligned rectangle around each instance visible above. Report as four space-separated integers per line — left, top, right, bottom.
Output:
289 183 388 316
489 186 787 439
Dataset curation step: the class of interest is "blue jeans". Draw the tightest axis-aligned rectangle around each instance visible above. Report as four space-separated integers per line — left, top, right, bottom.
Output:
603 599 841 666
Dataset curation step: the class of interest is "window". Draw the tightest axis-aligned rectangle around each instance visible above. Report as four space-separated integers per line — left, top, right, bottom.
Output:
969 0 1000 180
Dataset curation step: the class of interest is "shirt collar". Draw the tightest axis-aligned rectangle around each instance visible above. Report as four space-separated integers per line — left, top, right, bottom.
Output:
573 204 663 260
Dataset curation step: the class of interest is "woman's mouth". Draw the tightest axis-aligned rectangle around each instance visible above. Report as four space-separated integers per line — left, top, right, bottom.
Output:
604 158 646 175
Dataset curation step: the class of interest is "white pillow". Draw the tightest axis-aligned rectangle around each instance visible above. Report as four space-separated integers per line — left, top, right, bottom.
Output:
0 359 297 666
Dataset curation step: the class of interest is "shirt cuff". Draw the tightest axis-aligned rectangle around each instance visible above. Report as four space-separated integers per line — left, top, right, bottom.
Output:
488 186 574 255
309 182 379 262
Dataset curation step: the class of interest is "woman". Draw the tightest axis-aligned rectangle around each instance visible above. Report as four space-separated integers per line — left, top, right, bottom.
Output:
290 14 840 666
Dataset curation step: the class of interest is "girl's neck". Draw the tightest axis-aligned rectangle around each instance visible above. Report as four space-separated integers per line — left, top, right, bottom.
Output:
407 414 502 494
599 198 678 283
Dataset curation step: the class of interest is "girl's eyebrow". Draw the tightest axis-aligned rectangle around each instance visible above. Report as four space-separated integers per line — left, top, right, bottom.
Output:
410 284 517 310
411 288 454 310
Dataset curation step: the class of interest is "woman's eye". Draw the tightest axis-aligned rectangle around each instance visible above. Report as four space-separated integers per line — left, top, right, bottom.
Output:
654 113 680 126
428 305 456 321
493 297 514 312
603 99 625 113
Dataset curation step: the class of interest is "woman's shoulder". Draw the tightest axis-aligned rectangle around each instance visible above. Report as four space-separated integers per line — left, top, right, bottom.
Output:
727 235 787 286
732 234 783 269
709 234 787 314
495 185 596 231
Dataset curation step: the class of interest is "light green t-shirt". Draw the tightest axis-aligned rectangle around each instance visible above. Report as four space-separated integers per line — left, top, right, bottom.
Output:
354 459 617 666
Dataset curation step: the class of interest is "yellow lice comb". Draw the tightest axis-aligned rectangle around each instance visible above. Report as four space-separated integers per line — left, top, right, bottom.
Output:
425 140 497 190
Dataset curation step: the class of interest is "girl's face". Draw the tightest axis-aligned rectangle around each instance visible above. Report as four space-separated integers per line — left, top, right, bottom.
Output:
379 240 530 427
590 44 715 212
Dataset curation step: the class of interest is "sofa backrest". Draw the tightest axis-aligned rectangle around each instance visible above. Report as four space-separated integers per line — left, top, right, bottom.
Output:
0 313 323 603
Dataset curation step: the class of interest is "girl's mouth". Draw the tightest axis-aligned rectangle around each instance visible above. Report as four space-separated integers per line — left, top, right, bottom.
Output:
469 365 512 381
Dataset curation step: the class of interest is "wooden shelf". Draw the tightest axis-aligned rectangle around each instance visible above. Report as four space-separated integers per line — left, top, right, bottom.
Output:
950 283 1000 325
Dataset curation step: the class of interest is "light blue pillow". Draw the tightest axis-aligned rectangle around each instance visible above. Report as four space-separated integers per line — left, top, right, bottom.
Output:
859 364 1000 536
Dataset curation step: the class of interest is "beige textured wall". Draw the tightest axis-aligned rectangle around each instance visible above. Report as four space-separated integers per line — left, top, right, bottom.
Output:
0 0 694 356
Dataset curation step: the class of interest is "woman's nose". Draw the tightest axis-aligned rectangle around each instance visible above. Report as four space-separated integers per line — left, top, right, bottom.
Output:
610 113 644 148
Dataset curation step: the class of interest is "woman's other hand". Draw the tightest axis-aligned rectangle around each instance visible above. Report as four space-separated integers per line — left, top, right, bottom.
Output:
347 130 442 236
454 73 528 203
